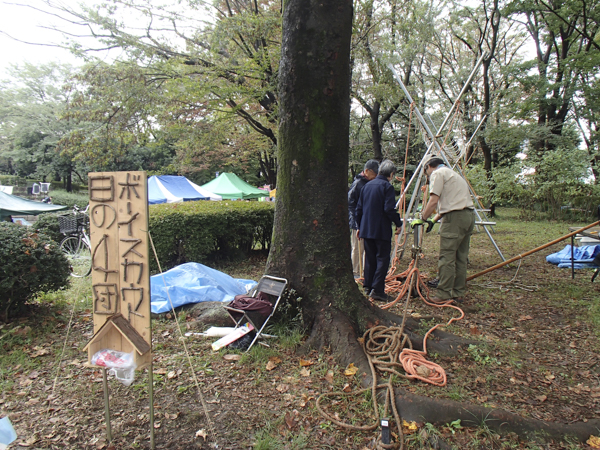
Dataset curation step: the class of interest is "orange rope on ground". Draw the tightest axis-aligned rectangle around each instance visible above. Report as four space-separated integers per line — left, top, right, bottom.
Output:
367 225 465 386
357 101 466 387
398 299 464 386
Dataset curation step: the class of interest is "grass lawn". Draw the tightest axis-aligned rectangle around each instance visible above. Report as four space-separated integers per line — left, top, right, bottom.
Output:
0 207 599 449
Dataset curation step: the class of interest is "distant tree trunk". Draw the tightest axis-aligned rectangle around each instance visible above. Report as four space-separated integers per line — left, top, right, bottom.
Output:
370 100 383 160
65 170 73 193
258 148 277 188
478 0 499 218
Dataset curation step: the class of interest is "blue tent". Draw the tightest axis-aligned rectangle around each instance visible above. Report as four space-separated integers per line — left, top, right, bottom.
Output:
148 175 222 204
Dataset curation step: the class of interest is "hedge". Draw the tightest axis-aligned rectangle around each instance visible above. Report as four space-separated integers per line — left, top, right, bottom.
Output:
0 222 71 320
148 201 274 271
30 200 274 271
45 191 89 210
34 213 64 244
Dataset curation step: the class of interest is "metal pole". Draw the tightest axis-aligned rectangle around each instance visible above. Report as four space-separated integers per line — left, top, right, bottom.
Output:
402 161 426 217
390 58 505 262
392 54 486 208
452 114 487 169
102 368 112 442
396 144 433 208
571 235 575 280
389 52 486 154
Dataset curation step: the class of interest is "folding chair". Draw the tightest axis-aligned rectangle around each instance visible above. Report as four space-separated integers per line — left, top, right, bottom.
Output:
223 275 288 351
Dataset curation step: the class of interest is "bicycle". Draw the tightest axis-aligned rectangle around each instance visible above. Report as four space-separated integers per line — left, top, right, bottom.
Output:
58 205 92 277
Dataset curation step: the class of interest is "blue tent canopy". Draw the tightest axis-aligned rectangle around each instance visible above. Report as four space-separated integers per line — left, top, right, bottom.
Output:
148 175 222 204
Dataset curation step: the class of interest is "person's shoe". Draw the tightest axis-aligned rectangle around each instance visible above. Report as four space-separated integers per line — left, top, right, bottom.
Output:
426 278 439 288
452 297 464 304
369 290 392 302
428 295 453 304
363 286 372 296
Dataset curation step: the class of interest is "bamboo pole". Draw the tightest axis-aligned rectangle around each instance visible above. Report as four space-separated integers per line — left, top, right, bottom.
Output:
467 220 600 281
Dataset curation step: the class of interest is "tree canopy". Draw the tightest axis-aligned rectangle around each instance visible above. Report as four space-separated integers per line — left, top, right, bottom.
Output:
0 0 599 212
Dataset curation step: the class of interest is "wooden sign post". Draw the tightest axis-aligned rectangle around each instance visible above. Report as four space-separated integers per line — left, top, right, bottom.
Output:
83 171 154 447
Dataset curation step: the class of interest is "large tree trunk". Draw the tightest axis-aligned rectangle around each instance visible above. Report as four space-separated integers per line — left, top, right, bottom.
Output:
266 0 462 364
267 0 362 348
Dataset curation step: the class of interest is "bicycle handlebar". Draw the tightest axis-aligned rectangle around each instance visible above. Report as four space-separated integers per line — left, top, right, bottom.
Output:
73 204 90 214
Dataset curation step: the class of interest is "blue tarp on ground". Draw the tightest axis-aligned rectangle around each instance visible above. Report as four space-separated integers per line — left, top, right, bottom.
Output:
148 175 222 204
150 262 257 314
546 245 600 269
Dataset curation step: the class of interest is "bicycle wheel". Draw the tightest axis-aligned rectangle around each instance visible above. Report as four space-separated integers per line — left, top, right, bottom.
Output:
60 236 92 277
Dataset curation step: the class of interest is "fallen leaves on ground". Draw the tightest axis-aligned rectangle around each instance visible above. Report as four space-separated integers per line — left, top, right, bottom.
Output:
588 435 600 449
266 356 282 371
344 363 358 376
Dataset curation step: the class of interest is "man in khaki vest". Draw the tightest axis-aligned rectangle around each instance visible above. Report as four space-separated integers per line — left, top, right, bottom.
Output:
420 156 475 302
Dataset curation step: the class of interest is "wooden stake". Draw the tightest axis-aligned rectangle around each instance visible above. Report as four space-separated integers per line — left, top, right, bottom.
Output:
149 361 155 449
102 368 112 442
467 220 600 281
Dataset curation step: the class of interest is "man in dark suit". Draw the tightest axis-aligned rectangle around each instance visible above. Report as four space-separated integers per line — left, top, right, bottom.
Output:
356 160 402 301
348 159 379 278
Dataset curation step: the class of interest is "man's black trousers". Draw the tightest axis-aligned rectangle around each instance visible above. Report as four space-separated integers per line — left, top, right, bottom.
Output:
363 238 391 295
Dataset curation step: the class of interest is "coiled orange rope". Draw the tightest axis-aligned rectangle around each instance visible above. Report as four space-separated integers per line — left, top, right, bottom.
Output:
364 232 465 387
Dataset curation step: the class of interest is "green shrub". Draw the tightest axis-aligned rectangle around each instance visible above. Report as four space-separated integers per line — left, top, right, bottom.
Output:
0 223 71 321
33 213 64 243
0 175 25 186
47 190 89 210
148 201 274 271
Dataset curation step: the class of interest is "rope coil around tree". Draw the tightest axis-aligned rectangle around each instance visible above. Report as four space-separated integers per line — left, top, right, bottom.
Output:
316 326 409 449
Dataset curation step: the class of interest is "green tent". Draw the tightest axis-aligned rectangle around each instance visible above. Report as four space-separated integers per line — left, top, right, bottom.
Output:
200 173 269 200
0 191 68 221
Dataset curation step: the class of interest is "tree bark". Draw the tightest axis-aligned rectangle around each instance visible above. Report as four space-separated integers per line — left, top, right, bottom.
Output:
267 0 469 365
268 0 363 346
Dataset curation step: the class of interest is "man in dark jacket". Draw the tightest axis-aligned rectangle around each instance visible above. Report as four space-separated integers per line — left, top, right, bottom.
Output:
356 160 402 301
348 159 379 278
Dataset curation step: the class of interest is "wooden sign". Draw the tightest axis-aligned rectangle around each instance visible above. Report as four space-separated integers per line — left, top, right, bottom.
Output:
84 171 152 369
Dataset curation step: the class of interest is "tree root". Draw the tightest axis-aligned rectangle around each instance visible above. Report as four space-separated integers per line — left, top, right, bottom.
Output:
368 303 476 356
189 300 598 444
393 390 600 443
313 307 599 445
